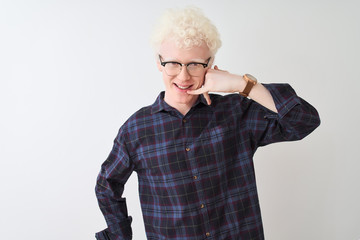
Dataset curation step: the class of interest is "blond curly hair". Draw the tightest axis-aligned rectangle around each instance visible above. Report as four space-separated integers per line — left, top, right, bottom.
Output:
150 6 222 56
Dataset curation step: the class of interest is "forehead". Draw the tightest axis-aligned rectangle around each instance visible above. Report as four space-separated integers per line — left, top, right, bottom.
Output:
159 39 211 61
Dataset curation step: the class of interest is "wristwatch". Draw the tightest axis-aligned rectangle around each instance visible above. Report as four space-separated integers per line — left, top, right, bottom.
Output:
240 73 257 97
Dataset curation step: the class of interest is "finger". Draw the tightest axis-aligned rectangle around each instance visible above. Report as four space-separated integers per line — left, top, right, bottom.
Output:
187 88 207 95
213 65 227 72
203 92 211 105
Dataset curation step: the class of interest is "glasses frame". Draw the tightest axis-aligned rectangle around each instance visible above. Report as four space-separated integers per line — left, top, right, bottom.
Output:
159 55 211 77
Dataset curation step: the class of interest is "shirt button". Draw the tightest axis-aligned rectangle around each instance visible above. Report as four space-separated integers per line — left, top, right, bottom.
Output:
206 232 210 237
182 119 187 123
186 147 191 152
200 204 205 209
193 175 198 180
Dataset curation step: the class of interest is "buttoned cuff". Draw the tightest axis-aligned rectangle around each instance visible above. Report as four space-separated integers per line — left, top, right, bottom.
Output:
262 83 301 118
95 216 133 240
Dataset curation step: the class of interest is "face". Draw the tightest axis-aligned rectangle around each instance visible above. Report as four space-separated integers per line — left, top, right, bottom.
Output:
157 40 212 110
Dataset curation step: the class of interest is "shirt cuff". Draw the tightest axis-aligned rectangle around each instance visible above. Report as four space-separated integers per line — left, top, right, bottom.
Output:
262 83 301 118
95 216 133 240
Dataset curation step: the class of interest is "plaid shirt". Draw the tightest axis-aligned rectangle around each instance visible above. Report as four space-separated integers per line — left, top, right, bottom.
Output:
95 84 320 240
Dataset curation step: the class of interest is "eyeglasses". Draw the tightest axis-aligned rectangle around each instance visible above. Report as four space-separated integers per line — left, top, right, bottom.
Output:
159 55 211 77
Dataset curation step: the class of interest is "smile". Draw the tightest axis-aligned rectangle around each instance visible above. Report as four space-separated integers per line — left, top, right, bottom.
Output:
174 83 192 90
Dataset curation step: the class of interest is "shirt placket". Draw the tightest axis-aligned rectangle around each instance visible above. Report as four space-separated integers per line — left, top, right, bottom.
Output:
182 115 213 239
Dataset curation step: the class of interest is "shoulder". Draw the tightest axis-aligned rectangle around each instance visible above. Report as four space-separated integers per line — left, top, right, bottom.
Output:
116 92 164 138
209 93 241 102
208 93 270 120
121 104 153 133
112 104 152 145
209 93 251 109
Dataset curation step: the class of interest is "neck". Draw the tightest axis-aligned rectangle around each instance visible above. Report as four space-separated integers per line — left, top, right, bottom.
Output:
164 94 198 116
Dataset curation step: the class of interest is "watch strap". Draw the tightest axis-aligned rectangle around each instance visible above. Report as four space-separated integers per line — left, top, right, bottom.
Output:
240 74 257 97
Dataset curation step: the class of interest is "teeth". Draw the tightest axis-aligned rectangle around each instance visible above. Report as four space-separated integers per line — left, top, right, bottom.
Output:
176 84 191 90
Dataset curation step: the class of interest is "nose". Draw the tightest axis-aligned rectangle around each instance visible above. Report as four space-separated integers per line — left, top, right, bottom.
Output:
177 65 191 81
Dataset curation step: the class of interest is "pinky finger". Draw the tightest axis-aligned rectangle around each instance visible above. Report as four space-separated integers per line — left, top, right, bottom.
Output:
203 92 212 105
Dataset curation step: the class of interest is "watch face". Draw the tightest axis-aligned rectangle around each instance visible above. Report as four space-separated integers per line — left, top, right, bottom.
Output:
245 74 257 82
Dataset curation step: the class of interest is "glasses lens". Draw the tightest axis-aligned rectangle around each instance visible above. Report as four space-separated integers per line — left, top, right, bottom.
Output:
164 63 181 76
161 58 209 77
187 63 204 77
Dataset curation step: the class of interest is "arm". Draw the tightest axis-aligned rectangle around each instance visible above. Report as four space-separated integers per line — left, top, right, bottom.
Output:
95 128 134 240
187 66 278 112
187 67 320 145
244 83 320 146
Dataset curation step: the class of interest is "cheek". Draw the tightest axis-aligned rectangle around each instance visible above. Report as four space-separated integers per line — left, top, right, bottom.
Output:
162 74 174 86
196 76 205 87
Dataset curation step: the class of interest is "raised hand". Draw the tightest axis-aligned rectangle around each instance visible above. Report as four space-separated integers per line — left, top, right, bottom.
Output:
187 65 245 105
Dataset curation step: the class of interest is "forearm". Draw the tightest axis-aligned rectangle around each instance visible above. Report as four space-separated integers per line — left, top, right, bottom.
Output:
95 133 135 239
233 74 278 113
95 175 133 239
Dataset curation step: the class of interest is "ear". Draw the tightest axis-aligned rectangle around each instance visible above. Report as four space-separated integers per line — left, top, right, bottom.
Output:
208 56 215 69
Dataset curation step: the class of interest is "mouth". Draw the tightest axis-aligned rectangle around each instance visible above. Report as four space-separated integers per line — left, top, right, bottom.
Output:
174 83 193 90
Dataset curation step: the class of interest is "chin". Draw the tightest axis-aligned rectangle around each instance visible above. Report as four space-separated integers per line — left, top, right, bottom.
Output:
176 94 196 104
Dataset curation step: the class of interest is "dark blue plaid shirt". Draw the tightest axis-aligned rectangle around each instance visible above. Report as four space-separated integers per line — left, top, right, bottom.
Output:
95 84 320 240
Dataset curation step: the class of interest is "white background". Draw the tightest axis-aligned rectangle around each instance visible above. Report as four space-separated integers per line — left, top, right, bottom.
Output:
1 0 359 239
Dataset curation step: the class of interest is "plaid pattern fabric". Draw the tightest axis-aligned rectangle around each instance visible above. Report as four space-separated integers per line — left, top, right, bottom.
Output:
95 84 320 240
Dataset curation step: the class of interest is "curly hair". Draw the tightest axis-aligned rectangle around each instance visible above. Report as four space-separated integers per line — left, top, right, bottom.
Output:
150 6 222 56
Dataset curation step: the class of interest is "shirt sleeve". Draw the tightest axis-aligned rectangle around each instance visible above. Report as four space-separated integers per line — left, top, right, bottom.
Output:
95 127 134 240
246 83 320 147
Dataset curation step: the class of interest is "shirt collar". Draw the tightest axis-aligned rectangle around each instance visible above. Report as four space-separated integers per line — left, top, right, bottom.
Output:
151 91 209 114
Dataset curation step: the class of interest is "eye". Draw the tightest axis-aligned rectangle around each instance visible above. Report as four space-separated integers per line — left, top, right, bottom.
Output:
166 62 181 68
188 63 200 67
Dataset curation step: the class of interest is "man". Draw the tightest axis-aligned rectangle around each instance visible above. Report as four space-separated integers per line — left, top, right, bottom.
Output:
95 7 320 240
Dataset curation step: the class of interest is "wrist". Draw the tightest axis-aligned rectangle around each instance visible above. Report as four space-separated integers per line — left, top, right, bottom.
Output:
231 74 247 93
240 74 258 97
